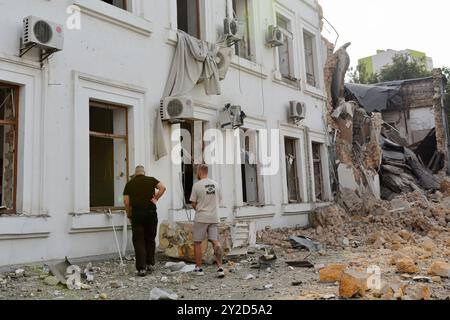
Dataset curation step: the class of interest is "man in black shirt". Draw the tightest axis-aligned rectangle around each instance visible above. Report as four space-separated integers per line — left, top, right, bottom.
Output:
123 166 166 276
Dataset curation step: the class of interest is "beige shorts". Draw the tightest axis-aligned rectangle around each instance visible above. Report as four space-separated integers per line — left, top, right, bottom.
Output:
193 223 219 242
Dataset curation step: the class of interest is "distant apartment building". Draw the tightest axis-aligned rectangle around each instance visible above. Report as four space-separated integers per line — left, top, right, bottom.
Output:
358 49 434 77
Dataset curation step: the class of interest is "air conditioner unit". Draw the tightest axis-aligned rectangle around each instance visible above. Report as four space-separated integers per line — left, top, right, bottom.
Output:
220 104 246 129
160 96 194 121
266 25 284 47
215 47 234 80
223 18 241 42
289 101 306 122
22 16 64 51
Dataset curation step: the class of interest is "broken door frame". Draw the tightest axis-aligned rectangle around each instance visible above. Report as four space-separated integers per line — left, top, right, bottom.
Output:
307 131 332 202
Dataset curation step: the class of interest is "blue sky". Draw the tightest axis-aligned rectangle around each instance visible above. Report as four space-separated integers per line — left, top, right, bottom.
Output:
319 0 450 69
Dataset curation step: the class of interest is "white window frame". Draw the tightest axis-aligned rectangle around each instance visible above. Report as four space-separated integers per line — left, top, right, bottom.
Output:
279 124 308 205
272 3 300 86
307 132 332 203
0 55 44 216
168 0 212 42
73 71 147 214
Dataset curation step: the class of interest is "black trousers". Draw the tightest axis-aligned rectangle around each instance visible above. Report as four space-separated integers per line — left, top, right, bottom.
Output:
131 209 158 271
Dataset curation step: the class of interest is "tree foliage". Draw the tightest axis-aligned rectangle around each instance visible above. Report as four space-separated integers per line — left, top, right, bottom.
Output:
348 54 432 84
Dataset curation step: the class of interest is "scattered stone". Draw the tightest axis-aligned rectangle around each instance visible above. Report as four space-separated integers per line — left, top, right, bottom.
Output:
419 237 437 252
99 293 108 300
431 276 442 283
15 269 25 277
80 284 92 290
188 285 199 291
264 284 273 290
339 269 368 298
342 238 350 246
405 285 431 300
161 276 169 283
150 288 178 300
44 276 60 286
412 276 432 283
396 258 419 274
428 261 450 278
110 280 123 288
319 264 347 283
244 274 255 280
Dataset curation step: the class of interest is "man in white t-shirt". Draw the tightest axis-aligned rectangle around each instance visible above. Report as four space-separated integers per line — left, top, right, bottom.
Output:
189 164 224 278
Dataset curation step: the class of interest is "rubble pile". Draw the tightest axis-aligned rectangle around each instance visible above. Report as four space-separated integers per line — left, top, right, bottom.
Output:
258 189 450 250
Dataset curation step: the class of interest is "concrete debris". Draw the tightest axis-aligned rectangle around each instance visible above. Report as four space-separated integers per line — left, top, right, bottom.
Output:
44 276 60 286
339 269 369 298
164 262 196 273
150 288 178 301
319 264 347 283
428 261 450 278
159 221 233 264
289 235 321 252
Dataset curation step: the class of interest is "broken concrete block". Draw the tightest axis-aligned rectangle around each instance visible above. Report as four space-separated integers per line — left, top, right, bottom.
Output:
419 237 437 252
396 258 419 274
428 260 450 278
159 221 233 264
404 285 431 300
339 269 368 298
319 264 347 283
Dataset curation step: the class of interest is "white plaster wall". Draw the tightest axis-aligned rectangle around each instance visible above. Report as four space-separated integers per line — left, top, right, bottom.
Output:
0 0 330 266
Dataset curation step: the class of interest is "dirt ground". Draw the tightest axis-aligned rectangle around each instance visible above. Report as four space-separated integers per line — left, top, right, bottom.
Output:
0 241 448 300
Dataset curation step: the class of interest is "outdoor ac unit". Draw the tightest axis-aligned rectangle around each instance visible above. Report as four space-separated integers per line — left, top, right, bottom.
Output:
289 101 306 121
22 16 64 51
220 104 246 129
215 47 234 80
266 25 284 47
223 18 241 42
160 96 194 121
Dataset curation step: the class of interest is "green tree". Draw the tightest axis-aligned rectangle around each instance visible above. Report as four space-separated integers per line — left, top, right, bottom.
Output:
347 54 432 84
378 54 432 82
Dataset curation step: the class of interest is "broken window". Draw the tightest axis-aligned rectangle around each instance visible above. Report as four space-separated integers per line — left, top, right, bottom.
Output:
177 0 200 38
276 14 295 82
89 101 128 209
232 0 252 61
101 0 128 10
240 128 260 205
180 121 204 205
304 32 317 87
312 143 324 201
0 84 18 212
284 137 301 203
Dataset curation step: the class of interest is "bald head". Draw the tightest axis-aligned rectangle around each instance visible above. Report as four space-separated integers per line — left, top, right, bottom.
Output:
135 165 146 176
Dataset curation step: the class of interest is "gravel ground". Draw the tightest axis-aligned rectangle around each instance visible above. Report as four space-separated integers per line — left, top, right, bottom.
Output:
1 244 449 300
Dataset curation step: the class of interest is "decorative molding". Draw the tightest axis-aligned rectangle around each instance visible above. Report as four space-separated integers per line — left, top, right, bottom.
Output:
0 53 41 70
234 205 276 219
69 212 131 234
0 216 50 240
231 56 268 79
74 0 153 37
76 71 147 94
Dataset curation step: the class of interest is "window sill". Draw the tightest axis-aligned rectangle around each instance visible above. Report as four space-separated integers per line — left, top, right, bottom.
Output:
282 203 311 215
273 71 301 90
74 0 153 36
69 211 131 234
304 84 326 100
0 215 50 240
231 56 268 79
234 205 275 219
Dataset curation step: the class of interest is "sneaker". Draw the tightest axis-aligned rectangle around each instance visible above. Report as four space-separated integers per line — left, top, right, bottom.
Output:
137 270 147 277
217 267 225 278
193 267 205 276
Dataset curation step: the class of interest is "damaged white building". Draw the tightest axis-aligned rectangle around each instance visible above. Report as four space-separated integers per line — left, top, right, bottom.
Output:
0 0 333 266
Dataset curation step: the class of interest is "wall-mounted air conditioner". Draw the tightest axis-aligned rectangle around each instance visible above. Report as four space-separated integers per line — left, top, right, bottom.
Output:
289 101 306 122
160 96 194 121
216 47 234 80
22 16 64 51
266 25 284 47
220 104 246 129
223 18 241 42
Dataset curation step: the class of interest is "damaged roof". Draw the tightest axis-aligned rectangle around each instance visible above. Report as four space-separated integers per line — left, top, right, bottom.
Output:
344 76 437 113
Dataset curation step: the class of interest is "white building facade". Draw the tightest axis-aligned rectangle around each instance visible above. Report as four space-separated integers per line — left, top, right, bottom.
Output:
0 0 332 267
